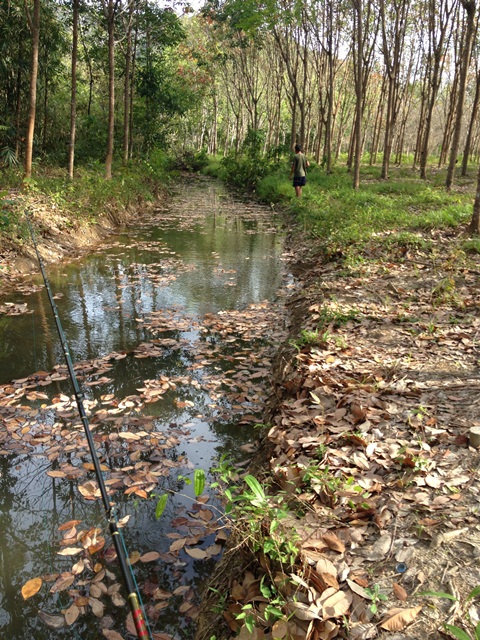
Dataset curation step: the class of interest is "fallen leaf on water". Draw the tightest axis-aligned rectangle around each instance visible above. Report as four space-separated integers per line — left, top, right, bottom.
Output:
185 547 208 559
50 573 75 593
57 547 83 556
139 551 160 563
64 604 80 625
102 630 125 640
129 551 141 564
380 606 422 631
38 611 66 629
89 597 104 617
21 577 42 599
46 470 67 478
169 538 187 553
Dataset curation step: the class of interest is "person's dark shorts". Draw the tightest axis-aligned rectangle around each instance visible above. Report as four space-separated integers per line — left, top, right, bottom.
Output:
293 176 307 187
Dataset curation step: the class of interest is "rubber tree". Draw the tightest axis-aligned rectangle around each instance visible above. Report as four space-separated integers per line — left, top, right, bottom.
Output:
379 0 412 180
101 0 121 180
24 0 41 179
445 0 477 190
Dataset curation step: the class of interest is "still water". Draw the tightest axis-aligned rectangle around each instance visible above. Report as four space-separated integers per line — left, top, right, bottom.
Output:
0 177 288 639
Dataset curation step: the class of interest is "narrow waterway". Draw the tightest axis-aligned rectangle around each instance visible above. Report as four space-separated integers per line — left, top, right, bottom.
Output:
0 177 288 639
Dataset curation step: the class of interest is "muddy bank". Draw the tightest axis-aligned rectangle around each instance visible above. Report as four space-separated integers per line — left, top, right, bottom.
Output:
0 192 158 295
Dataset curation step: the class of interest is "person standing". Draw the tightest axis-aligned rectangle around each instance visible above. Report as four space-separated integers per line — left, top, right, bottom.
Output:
290 144 310 197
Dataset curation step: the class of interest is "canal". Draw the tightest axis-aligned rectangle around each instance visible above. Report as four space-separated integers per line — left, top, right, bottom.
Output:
0 177 288 639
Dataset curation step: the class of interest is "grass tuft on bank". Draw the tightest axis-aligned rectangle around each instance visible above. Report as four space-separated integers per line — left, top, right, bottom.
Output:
0 152 174 252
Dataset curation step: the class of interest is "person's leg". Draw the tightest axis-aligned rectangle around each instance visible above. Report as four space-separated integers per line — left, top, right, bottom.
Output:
295 185 301 197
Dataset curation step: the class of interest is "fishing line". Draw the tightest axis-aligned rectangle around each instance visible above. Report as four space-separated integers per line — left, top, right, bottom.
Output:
25 211 153 639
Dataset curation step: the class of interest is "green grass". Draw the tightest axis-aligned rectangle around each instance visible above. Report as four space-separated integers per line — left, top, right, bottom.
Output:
252 162 475 253
0 156 173 247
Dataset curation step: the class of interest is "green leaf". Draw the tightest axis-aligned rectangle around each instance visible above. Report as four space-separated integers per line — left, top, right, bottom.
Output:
467 586 480 601
418 590 458 601
444 624 472 640
194 469 206 497
244 475 266 503
475 621 480 640
155 494 168 519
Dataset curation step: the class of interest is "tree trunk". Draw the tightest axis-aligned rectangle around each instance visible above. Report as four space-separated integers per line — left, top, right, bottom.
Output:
24 0 40 179
352 0 363 189
461 64 480 176
446 0 476 190
104 0 116 180
14 37 23 162
68 0 79 179
122 1 134 165
469 159 480 233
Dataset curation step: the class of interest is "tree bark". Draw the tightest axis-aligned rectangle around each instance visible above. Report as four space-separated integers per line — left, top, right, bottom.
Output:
68 0 79 178
24 0 40 179
446 0 476 190
469 158 480 233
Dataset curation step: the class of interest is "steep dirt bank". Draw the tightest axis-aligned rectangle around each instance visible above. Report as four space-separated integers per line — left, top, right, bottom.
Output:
0 193 155 296
198 226 480 640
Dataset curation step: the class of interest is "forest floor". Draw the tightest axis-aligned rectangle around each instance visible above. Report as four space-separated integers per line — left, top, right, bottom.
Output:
203 220 480 640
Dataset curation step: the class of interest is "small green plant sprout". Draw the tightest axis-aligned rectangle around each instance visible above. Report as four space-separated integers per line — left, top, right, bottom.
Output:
236 603 256 633
364 583 388 615
419 586 480 640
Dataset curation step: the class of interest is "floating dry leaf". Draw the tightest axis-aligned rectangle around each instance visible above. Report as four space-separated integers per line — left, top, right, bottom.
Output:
38 611 65 629
21 577 42 599
139 551 160 563
184 547 208 559
64 604 80 625
102 630 125 640
57 547 83 556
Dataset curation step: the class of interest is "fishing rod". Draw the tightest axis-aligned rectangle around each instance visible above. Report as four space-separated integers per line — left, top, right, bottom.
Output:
25 212 151 639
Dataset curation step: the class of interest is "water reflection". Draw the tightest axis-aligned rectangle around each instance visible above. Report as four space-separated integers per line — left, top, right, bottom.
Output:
0 178 286 639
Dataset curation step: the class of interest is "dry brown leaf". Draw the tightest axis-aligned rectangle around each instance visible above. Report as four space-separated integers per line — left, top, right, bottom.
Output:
316 556 337 577
184 547 208 559
64 604 80 626
321 589 351 619
139 551 160 563
58 519 82 531
392 583 408 601
89 597 105 617
322 533 346 553
50 573 75 593
102 630 125 640
169 538 187 553
38 611 65 629
57 547 83 556
21 578 42 599
271 618 288 638
380 606 422 631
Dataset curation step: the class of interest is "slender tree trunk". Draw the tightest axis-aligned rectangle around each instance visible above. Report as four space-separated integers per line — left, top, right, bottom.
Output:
129 22 137 160
24 0 40 179
14 39 23 162
469 159 480 233
352 0 363 189
446 0 476 190
103 0 116 180
122 1 133 165
461 65 480 175
68 0 79 179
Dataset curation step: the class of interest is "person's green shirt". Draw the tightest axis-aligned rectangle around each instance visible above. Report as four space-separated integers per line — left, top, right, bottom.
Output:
292 152 308 178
